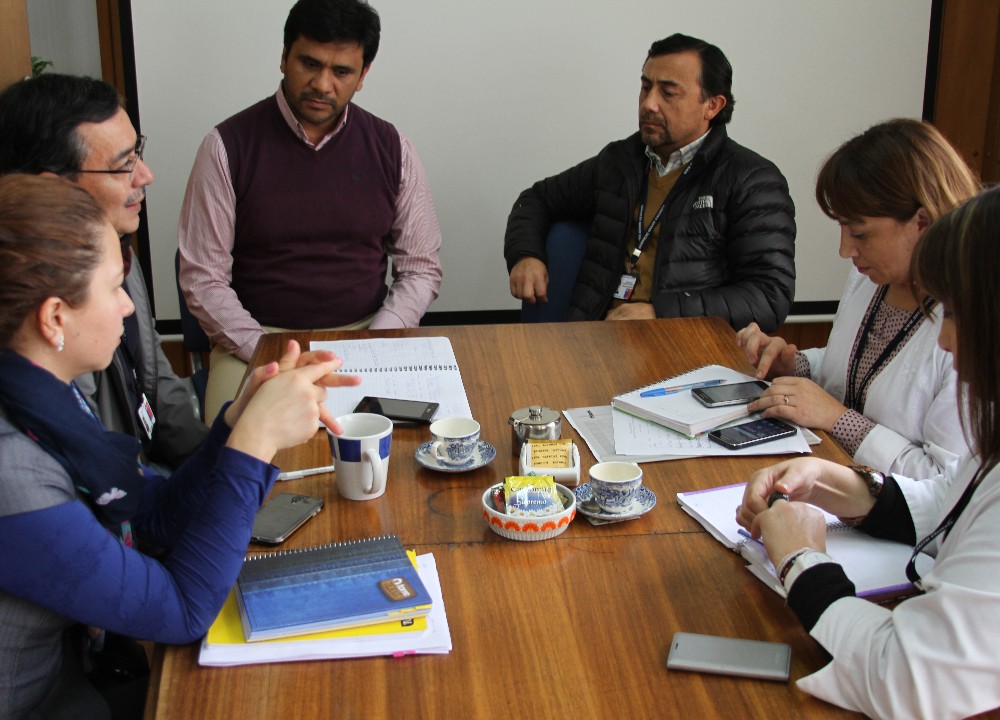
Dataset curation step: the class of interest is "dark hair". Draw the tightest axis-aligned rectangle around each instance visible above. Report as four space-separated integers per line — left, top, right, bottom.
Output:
0 174 109 350
0 74 122 178
815 119 979 224
283 0 381 67
912 186 1000 468
647 33 734 126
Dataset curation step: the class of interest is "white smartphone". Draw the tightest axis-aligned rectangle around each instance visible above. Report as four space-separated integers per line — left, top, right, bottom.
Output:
666 632 791 681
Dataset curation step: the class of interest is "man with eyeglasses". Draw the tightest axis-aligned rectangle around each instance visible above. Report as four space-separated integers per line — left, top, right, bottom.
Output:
0 73 209 470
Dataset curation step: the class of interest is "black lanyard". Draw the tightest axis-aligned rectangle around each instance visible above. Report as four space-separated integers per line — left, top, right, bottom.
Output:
117 291 145 409
626 172 671 273
906 465 988 589
845 286 934 412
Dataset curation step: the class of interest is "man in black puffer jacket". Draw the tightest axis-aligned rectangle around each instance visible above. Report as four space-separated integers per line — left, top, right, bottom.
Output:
504 34 795 332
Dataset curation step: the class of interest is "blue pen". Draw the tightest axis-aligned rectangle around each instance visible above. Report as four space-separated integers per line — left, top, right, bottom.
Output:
639 378 725 397
737 528 765 546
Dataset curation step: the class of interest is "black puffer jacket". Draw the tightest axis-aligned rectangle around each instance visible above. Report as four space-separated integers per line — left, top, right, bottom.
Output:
504 125 796 332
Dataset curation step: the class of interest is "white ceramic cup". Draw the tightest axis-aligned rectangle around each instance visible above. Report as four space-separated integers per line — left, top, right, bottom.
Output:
429 417 481 466
589 461 643 514
327 413 393 501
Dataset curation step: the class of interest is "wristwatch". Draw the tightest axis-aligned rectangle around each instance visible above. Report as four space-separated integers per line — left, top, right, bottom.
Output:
849 464 885 498
782 550 835 592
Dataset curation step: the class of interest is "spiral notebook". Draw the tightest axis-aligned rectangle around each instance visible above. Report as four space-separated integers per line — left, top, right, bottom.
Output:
200 553 452 666
235 534 433 642
612 364 762 437
310 337 472 421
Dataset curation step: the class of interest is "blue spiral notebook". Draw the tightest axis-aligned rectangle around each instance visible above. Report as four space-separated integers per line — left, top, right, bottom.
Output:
235 534 433 642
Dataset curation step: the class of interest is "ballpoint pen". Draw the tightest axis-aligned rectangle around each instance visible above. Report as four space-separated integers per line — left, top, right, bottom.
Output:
737 528 765 546
639 379 725 397
277 464 336 481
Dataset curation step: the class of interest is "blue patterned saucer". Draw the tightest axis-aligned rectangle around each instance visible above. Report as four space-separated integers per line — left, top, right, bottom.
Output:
416 440 496 473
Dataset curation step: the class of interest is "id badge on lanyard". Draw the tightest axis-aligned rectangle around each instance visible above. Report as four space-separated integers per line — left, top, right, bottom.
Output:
137 393 156 439
614 273 638 300
622 173 668 301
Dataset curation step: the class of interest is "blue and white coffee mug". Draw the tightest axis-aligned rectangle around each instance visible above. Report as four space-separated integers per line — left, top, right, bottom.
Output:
328 413 393 500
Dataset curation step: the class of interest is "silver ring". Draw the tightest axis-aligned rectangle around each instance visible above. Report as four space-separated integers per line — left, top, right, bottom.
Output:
783 395 790 406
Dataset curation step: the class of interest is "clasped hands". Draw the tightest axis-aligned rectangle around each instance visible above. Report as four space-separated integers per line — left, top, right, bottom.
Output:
737 459 830 567
737 458 877 568
736 322 847 431
225 340 361 462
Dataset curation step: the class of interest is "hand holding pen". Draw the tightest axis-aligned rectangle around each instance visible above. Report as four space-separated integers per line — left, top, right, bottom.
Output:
639 378 724 398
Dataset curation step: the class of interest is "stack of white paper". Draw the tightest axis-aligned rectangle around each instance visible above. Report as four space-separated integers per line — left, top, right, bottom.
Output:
563 405 814 462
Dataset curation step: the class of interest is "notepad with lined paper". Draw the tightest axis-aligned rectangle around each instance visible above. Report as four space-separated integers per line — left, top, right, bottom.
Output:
310 336 472 421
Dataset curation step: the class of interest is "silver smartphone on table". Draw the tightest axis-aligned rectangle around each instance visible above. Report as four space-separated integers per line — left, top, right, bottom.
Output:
666 631 791 681
250 493 324 545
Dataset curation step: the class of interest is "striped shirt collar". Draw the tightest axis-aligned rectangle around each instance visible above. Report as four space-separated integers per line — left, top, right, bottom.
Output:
645 130 709 177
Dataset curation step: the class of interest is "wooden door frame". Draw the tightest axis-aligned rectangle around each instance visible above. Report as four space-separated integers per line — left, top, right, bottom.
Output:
926 0 1000 183
0 0 31 88
95 0 156 309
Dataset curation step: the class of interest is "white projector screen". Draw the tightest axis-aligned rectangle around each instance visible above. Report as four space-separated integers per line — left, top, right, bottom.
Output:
131 0 932 322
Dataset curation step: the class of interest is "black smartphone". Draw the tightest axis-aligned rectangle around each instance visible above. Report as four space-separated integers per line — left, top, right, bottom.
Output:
667 632 791 681
251 493 324 545
692 380 769 407
353 396 439 424
708 418 797 450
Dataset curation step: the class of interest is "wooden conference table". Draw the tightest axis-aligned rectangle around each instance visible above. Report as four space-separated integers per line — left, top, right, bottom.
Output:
147 318 873 719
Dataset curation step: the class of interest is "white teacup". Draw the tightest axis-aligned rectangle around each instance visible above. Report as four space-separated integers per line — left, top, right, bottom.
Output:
429 417 480 466
589 461 643 514
328 413 393 501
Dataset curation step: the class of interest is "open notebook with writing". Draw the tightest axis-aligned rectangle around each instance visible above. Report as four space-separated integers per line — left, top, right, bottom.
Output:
677 482 933 601
612 364 762 437
310 336 472 421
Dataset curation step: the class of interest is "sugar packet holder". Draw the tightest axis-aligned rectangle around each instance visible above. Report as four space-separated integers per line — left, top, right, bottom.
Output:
518 441 581 487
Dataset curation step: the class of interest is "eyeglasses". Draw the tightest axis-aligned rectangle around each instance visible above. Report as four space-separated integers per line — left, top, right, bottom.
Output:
75 135 147 178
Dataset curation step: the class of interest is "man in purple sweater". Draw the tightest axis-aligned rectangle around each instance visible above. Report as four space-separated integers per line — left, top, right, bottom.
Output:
179 0 443 421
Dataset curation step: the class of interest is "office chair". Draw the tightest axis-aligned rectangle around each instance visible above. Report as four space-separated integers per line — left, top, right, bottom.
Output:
173 249 211 419
520 220 588 322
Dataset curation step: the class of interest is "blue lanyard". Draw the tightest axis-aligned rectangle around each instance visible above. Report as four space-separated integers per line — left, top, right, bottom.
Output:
627 172 671 273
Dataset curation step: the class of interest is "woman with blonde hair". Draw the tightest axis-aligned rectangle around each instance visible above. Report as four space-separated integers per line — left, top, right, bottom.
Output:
738 185 1000 719
737 119 979 478
0 174 358 719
